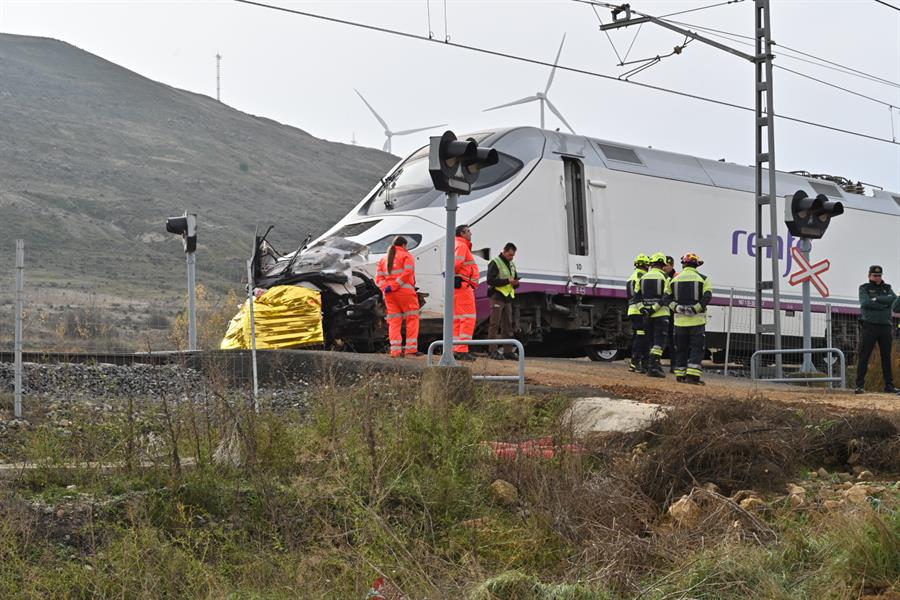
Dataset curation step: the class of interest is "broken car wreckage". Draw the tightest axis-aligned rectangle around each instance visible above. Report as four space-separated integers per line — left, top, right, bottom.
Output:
221 232 388 352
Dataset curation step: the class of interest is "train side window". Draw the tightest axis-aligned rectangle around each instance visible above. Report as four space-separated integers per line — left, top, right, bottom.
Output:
471 153 524 191
563 157 588 256
366 234 422 254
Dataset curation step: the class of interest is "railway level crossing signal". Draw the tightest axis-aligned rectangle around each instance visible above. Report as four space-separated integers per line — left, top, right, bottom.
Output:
428 130 498 366
784 190 844 372
165 212 199 351
784 190 844 240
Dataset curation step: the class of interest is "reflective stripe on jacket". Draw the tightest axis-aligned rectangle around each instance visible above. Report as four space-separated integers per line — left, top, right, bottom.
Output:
635 267 671 318
666 266 712 327
490 256 517 298
376 246 416 294
454 236 480 289
626 268 645 316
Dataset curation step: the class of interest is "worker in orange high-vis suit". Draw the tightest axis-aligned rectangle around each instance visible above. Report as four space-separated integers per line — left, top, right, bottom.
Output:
453 224 479 361
375 236 420 357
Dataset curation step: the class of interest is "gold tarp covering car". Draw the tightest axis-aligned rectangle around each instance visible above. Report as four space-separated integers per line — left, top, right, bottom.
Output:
220 285 324 349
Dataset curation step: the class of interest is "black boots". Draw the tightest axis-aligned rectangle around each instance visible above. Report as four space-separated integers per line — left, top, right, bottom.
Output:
646 357 666 378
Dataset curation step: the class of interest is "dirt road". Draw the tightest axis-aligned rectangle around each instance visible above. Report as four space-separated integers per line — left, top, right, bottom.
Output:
426 356 900 413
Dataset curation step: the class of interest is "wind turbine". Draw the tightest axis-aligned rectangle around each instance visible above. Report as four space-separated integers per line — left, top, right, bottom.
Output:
483 34 575 133
354 89 446 154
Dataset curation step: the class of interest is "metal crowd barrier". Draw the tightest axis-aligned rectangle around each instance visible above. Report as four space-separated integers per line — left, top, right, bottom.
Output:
426 339 526 395
750 347 846 389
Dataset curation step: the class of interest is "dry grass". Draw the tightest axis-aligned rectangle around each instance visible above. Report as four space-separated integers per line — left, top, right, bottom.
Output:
0 373 898 598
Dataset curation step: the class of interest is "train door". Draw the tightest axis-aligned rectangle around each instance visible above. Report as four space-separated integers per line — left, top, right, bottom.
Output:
562 156 593 291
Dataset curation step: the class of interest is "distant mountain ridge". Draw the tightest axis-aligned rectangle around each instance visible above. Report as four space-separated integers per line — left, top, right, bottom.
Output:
0 33 396 300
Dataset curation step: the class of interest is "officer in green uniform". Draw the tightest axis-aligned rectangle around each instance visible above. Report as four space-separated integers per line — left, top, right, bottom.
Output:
626 253 650 373
635 252 672 378
487 242 520 360
665 253 712 385
854 265 898 394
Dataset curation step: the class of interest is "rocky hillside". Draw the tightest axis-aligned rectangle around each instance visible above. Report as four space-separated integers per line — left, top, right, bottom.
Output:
0 33 396 300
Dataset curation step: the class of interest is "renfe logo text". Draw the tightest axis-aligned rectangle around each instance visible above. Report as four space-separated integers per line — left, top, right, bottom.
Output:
731 230 807 277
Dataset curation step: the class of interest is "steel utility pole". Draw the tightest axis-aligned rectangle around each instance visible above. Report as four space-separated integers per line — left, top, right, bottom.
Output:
216 53 222 102
14 240 24 419
598 0 783 377
246 259 259 411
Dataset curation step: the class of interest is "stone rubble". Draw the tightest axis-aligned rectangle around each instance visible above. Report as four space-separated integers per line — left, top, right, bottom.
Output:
0 362 314 442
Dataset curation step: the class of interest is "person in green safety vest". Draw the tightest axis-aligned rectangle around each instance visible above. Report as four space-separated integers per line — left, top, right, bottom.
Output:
626 253 651 373
487 242 520 360
635 252 672 378
665 252 713 385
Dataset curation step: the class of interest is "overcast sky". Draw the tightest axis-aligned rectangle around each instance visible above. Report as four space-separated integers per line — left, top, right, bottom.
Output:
2 0 899 191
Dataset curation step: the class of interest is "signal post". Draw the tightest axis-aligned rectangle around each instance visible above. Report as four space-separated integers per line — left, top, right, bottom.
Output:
427 130 498 367
784 190 844 374
165 212 199 351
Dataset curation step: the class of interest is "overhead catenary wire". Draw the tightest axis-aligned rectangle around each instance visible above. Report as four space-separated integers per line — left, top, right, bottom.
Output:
658 18 900 108
772 64 896 110
574 0 900 89
657 0 746 19
873 0 900 12
663 17 900 90
231 0 900 147
621 21 644 63
591 3 625 63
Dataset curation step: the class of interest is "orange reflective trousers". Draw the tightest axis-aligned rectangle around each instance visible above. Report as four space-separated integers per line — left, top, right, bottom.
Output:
453 287 476 354
385 291 420 356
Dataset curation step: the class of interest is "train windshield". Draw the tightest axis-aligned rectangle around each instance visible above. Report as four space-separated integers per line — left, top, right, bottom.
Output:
359 131 526 216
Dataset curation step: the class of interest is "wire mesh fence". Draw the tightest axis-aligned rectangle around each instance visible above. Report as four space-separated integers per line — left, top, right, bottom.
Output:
705 294 838 376
0 238 261 419
0 238 247 358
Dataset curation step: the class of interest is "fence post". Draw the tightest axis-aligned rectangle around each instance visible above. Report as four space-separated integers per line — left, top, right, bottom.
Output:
724 287 735 377
14 240 24 419
825 303 833 388
246 259 259 413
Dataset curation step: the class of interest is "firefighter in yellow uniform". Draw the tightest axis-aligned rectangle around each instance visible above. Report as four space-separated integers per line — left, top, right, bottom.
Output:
626 253 650 373
665 252 712 385
635 252 672 378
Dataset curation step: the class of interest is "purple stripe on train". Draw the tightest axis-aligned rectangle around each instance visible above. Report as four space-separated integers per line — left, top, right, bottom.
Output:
473 280 859 320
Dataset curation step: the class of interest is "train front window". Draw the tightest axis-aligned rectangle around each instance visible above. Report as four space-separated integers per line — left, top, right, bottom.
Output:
360 133 523 216
471 154 523 191
361 147 441 215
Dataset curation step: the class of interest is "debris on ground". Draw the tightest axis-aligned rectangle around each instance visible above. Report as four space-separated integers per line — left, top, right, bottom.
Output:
563 397 669 435
483 436 586 460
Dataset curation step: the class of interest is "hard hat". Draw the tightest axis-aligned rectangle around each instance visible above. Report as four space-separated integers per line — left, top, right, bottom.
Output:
633 253 650 266
681 252 704 267
650 252 667 264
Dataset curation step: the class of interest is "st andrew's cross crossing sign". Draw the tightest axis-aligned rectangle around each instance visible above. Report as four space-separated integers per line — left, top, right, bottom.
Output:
788 246 831 298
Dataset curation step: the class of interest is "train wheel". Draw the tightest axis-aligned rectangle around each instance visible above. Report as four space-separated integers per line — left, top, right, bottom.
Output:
586 346 620 362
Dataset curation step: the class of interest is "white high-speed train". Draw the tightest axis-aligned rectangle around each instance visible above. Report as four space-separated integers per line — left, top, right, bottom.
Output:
265 126 900 360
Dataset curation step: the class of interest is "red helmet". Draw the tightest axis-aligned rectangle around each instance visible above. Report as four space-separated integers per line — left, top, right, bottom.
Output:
681 252 704 267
